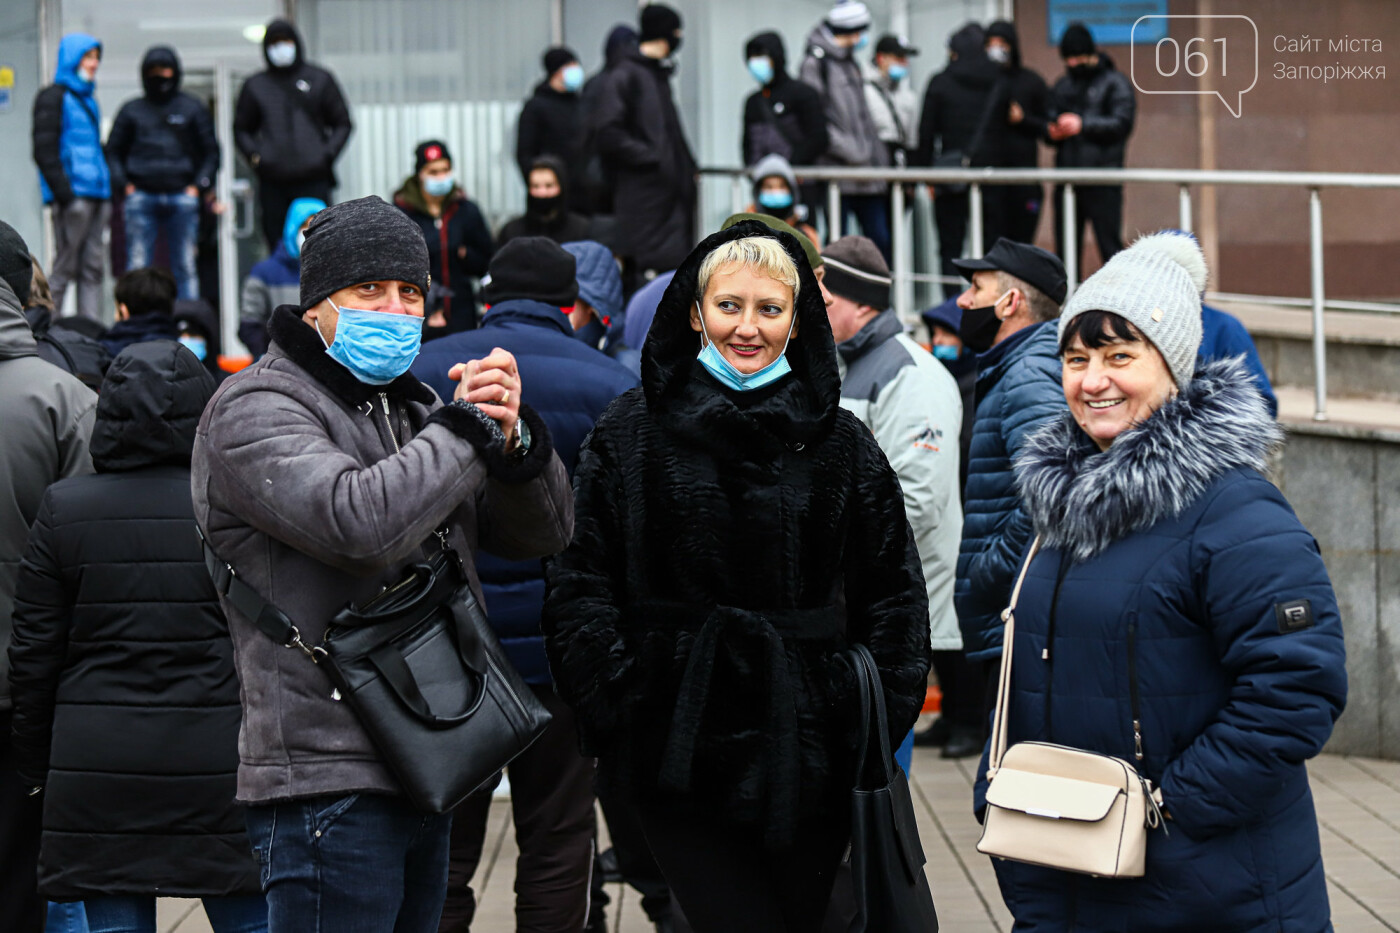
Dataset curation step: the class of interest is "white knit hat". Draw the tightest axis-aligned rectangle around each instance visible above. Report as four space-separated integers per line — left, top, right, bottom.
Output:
827 0 872 32
1059 231 1207 389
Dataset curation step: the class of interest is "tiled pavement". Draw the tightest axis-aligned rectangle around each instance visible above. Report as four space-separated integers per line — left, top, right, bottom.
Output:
159 748 1400 932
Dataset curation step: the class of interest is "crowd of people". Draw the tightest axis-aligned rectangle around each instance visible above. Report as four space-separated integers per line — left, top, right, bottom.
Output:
0 3 1336 933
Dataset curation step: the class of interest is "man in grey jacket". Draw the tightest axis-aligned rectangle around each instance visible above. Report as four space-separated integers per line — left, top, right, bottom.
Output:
191 196 572 931
0 220 95 932
823 235 963 765
800 1 892 260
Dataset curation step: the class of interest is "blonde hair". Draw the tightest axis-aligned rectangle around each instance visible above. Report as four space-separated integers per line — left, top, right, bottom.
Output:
696 236 800 303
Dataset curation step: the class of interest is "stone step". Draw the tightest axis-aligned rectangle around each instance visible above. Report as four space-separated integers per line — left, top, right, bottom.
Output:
1214 300 1400 401
1276 386 1400 441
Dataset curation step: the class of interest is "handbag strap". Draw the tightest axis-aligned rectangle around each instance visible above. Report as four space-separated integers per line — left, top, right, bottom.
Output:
987 535 1041 776
851 643 894 790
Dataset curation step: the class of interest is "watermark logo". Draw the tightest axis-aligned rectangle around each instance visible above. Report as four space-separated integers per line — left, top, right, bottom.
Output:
1130 15 1258 118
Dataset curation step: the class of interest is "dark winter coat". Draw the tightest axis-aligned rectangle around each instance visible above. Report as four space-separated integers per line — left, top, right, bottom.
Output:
106 47 219 194
233 20 352 185
394 177 494 332
589 50 697 271
413 299 639 685
100 311 179 359
914 49 1003 169
23 306 110 391
975 358 1345 932
192 307 572 804
516 81 585 196
798 26 888 196
8 340 258 899
32 34 110 205
1048 53 1136 169
576 26 638 215
979 30 1053 170
955 321 1064 662
1201 305 1276 416
498 157 594 248
542 222 932 849
741 32 829 167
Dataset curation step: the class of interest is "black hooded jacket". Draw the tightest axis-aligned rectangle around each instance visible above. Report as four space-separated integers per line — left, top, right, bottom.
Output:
24 305 110 391
499 155 593 246
576 26 638 215
516 79 584 194
980 22 1053 169
543 222 931 848
233 19 353 184
741 32 829 167
914 32 1003 168
106 47 219 193
8 340 258 899
1048 52 1137 168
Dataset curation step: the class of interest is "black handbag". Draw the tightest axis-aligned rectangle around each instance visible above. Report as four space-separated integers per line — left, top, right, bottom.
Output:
848 644 939 933
201 529 551 815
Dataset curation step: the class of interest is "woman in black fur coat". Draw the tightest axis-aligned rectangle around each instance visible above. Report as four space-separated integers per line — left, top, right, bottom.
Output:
543 221 932 930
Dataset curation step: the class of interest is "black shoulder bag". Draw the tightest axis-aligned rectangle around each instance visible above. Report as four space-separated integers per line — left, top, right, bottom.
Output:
932 85 1003 197
201 527 552 815
848 643 940 932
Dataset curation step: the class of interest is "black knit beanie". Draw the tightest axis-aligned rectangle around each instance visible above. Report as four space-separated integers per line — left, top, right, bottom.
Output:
1059 23 1095 58
481 237 578 308
300 196 430 311
821 235 891 310
414 140 451 173
639 5 682 43
0 221 32 307
543 46 578 75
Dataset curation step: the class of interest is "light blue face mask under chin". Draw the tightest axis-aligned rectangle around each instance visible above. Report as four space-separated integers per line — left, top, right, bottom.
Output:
317 302 423 385
694 301 796 392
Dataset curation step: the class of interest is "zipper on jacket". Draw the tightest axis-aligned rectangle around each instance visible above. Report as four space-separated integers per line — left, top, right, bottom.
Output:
380 393 401 453
1042 551 1071 741
1127 612 1143 761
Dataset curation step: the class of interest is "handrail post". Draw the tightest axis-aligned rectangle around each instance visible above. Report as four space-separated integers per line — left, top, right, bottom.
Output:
1178 185 1192 233
827 181 842 241
1062 183 1077 299
1309 188 1328 421
890 178 907 324
969 182 984 259
731 174 747 215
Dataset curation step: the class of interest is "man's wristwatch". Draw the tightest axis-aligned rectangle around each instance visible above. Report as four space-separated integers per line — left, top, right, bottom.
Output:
507 416 532 456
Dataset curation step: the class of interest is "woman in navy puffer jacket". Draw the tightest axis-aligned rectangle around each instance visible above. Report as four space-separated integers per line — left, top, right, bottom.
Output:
974 231 1346 932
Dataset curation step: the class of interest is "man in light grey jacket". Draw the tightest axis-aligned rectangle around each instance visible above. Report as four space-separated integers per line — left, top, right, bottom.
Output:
191 196 572 931
822 235 963 766
0 220 95 932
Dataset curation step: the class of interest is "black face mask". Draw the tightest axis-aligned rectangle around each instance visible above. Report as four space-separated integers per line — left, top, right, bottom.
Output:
958 290 1011 354
1068 62 1097 80
669 33 683 54
143 73 177 101
527 193 563 219
575 316 606 349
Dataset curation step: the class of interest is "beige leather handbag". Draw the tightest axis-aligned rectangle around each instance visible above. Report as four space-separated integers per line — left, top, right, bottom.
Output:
976 537 1165 878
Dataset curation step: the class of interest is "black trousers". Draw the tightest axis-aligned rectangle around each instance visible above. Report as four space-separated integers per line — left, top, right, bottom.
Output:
595 783 688 927
257 177 334 252
639 802 848 933
438 684 597 933
983 183 1043 247
931 649 984 732
1052 184 1124 270
0 711 45 933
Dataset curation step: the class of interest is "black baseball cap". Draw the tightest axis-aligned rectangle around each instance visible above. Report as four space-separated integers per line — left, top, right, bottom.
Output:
875 34 919 57
953 237 1067 305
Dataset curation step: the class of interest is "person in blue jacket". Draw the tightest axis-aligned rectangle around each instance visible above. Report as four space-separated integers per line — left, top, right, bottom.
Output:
237 197 324 357
1202 303 1276 416
411 236 638 933
978 231 1345 932
951 238 1067 674
31 33 111 321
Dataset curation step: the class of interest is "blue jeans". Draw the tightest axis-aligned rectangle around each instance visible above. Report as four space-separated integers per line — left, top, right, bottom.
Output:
842 194 892 263
82 895 266 933
46 900 88 933
245 793 451 933
123 189 201 299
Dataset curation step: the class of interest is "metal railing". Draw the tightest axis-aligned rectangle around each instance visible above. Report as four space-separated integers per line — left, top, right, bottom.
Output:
702 165 1400 422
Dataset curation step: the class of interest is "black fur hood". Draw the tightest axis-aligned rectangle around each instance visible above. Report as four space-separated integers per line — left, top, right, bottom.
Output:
639 221 841 455
1015 357 1282 561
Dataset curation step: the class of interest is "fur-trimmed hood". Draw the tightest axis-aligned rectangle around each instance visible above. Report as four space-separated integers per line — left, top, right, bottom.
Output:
1016 357 1281 561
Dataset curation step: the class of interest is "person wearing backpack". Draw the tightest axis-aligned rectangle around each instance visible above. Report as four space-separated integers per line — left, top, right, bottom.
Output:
234 19 353 251
31 33 110 321
740 32 828 169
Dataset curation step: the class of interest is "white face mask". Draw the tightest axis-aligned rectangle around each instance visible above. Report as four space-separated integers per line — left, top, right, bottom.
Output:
267 41 297 68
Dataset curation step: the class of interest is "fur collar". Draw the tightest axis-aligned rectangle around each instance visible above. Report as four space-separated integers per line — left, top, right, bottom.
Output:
1015 357 1282 561
267 306 437 409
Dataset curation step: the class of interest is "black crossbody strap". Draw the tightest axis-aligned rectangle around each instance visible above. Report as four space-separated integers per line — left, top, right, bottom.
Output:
198 528 324 662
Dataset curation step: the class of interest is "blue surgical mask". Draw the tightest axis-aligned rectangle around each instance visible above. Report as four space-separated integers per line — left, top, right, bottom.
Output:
179 335 208 361
318 302 423 385
290 229 306 259
931 344 960 362
694 301 796 392
888 63 908 82
562 63 584 92
422 174 455 198
267 41 297 68
747 56 774 86
855 31 871 51
757 189 794 211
